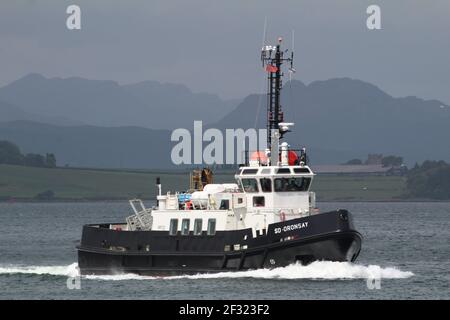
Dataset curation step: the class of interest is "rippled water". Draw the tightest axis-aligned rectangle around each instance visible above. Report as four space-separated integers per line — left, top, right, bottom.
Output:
0 201 448 299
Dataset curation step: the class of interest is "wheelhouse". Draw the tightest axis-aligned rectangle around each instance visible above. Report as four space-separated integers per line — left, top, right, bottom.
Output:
235 165 316 214
237 166 314 192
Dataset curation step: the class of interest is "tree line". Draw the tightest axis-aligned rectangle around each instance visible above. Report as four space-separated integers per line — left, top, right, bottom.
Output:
406 160 450 200
0 140 56 168
344 155 403 167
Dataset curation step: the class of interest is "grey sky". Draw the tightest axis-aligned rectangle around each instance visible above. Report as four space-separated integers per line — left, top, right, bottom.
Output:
1 0 449 103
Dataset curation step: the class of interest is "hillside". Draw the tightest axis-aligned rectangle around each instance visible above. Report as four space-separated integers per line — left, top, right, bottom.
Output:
0 78 449 168
0 121 173 168
0 74 239 129
0 99 82 126
214 78 450 165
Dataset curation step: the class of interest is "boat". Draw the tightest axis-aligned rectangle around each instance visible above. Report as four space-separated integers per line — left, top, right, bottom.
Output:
77 36 362 275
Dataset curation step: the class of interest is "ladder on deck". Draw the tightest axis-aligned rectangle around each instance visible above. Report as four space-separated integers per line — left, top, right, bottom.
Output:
126 199 153 231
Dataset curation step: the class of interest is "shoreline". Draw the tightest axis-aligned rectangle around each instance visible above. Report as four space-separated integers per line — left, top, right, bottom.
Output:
2 164 449 203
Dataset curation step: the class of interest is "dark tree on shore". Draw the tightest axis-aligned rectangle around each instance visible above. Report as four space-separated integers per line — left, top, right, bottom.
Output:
0 140 24 165
0 140 57 168
406 161 450 199
24 153 46 167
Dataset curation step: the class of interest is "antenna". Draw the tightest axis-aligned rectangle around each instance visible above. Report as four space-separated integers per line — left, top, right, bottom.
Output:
260 35 294 148
289 29 296 81
262 16 268 47
260 17 270 67
291 29 295 51
254 17 269 131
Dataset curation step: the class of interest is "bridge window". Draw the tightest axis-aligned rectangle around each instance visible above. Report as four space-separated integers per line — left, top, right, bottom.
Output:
194 219 203 235
260 178 272 192
169 219 178 235
253 196 265 207
241 178 259 192
242 168 259 175
294 168 311 174
181 219 190 235
220 199 230 210
276 168 291 174
207 219 216 235
274 177 311 192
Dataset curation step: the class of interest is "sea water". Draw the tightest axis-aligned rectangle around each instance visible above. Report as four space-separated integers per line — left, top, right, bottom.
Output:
0 201 448 299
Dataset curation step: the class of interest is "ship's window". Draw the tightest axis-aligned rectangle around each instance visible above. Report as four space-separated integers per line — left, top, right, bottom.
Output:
194 219 202 235
237 198 243 204
253 196 265 207
220 199 230 210
260 178 272 192
261 168 271 174
207 219 216 235
276 168 291 174
169 219 178 235
294 168 311 174
274 177 311 192
242 168 259 175
181 219 190 235
241 178 259 192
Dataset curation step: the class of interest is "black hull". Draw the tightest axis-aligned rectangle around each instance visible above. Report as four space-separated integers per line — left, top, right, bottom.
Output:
77 210 362 275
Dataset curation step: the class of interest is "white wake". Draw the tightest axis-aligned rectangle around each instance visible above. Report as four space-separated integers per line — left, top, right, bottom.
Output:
0 261 414 281
0 263 80 278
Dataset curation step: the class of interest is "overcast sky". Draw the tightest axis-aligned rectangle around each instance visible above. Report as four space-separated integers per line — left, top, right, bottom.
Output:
1 0 449 103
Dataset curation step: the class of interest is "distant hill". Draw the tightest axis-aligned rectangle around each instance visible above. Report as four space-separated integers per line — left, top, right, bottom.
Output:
0 74 239 130
0 99 82 126
214 78 450 165
0 77 449 168
0 121 173 168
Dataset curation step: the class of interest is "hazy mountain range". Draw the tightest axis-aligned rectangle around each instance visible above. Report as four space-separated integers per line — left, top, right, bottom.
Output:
214 79 450 166
0 74 449 168
0 74 239 129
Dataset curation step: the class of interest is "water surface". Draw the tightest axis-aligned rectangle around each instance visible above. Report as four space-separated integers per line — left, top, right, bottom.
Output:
0 201 448 299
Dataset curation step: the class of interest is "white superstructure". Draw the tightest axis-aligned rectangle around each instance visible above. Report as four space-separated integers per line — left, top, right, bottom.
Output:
126 148 318 238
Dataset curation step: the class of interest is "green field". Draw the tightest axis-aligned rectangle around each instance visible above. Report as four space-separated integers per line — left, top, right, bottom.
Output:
311 175 407 201
0 164 407 201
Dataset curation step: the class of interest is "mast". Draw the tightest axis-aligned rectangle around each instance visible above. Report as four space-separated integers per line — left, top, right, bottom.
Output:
261 37 294 149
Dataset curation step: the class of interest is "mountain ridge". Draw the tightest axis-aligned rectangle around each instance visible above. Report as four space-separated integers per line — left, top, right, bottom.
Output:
0 73 240 130
1 76 449 168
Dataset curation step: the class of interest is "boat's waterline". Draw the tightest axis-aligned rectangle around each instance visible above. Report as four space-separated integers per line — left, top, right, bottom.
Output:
0 261 414 281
